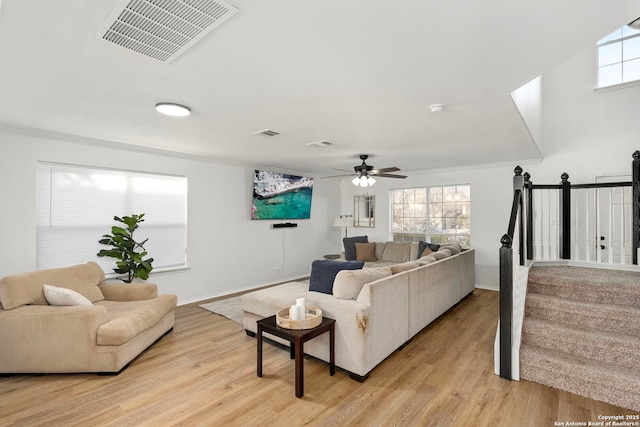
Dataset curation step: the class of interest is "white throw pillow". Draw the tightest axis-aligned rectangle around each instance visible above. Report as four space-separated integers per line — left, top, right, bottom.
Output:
43 284 93 306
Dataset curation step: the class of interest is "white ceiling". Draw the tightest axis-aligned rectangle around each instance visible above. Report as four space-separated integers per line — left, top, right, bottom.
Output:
0 0 638 177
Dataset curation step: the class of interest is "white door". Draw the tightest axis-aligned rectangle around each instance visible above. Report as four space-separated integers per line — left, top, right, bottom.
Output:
595 175 632 265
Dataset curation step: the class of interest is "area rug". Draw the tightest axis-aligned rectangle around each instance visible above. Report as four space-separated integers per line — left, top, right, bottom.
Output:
199 296 243 324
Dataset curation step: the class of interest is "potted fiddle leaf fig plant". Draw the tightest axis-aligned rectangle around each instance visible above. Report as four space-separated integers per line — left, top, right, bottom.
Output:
97 213 154 283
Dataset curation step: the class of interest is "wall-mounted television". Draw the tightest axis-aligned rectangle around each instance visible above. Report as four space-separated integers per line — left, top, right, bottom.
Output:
252 170 313 220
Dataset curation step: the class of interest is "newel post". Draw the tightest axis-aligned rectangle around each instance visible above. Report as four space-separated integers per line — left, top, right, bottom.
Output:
633 151 640 265
499 234 513 380
559 172 571 260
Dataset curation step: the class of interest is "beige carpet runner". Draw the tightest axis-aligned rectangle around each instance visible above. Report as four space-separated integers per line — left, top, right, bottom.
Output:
520 265 640 411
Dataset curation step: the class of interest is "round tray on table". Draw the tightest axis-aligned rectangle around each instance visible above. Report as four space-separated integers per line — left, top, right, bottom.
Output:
276 306 322 330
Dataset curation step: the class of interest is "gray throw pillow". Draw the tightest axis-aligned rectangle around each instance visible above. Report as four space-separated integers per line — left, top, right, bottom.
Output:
342 236 368 260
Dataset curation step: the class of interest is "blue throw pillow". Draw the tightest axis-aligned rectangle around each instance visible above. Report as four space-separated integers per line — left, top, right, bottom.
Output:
342 235 368 260
309 260 365 294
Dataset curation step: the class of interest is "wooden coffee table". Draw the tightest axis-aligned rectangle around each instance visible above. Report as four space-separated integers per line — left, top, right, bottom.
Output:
256 315 335 398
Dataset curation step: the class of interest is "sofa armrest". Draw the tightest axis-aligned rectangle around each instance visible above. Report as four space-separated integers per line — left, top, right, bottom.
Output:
99 283 158 301
0 305 109 373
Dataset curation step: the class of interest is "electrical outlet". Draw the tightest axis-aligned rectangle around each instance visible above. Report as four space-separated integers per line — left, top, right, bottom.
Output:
275 265 281 272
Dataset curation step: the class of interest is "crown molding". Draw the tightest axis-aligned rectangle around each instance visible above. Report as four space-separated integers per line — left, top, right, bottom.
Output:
0 121 310 176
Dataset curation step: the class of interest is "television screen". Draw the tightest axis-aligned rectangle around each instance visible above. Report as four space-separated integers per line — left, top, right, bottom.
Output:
252 170 313 220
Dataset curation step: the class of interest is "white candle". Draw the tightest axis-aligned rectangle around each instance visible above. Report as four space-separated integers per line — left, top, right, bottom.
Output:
296 304 306 320
296 297 305 308
289 305 300 320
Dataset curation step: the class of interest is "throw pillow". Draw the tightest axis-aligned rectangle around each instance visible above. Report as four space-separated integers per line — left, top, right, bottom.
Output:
420 247 433 257
333 267 392 300
343 236 369 260
43 284 93 307
418 241 440 258
308 260 364 294
355 242 377 262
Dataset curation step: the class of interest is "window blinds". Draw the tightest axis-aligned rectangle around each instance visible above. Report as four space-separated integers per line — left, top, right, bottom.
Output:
36 162 187 276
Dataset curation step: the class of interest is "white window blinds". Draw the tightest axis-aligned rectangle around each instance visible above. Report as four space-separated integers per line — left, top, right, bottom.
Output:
37 162 187 276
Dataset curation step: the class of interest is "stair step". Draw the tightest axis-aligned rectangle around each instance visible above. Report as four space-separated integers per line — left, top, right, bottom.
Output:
520 344 640 411
528 265 640 308
522 317 640 370
525 293 640 335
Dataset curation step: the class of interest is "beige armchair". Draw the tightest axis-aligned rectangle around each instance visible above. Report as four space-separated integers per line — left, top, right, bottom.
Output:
0 262 176 374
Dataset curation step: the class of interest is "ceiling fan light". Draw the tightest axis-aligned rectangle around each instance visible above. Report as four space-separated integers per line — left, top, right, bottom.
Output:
367 176 376 186
359 176 369 187
352 177 361 186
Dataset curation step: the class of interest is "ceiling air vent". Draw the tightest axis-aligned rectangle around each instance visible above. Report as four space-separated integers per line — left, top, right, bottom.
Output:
253 129 280 137
306 140 333 147
98 0 238 63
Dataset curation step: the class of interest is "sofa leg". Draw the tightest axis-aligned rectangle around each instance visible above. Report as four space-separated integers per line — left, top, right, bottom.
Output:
245 329 256 338
349 372 369 382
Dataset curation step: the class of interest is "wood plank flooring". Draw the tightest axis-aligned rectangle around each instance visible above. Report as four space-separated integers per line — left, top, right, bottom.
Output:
0 289 636 426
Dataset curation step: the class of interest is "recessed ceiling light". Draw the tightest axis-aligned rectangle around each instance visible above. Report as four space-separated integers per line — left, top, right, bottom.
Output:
429 104 445 113
155 103 191 117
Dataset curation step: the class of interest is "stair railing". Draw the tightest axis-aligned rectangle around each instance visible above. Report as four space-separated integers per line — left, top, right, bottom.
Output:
498 150 640 380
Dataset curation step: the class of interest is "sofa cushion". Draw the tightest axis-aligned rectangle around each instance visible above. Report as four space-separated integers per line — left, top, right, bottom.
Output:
309 260 364 294
96 294 177 345
333 267 392 300
431 248 452 260
343 236 369 260
374 242 387 260
240 281 309 317
0 262 105 310
417 256 436 266
440 244 462 255
390 261 421 274
43 284 93 306
381 242 411 262
355 242 377 262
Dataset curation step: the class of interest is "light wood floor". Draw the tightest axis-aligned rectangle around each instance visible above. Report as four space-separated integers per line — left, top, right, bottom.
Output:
0 289 635 426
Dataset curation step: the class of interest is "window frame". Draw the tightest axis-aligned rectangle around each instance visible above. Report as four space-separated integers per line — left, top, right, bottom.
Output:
596 24 640 89
36 161 188 278
390 184 471 248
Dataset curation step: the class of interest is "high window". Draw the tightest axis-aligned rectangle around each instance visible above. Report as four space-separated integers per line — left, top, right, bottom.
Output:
391 185 470 248
597 23 640 88
36 162 187 276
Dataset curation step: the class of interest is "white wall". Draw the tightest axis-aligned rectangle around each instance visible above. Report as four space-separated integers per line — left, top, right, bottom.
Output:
0 129 341 304
2 44 638 296
340 44 640 290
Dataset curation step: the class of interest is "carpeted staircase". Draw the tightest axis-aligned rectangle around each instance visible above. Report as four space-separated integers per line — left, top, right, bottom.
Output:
520 265 640 411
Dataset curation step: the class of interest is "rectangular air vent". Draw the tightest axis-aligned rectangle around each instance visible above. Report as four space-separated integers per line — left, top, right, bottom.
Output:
98 0 238 63
253 129 281 137
306 140 333 147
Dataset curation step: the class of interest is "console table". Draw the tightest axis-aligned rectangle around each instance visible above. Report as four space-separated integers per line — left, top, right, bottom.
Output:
256 315 335 398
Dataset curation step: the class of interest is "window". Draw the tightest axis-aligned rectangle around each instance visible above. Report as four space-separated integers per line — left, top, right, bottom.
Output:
597 23 640 88
391 185 470 248
37 162 187 276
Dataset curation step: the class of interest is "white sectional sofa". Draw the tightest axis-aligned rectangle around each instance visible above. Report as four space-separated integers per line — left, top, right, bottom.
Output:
241 248 475 381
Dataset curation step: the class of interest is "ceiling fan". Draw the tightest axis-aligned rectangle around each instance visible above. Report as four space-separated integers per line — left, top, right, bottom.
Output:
331 155 407 187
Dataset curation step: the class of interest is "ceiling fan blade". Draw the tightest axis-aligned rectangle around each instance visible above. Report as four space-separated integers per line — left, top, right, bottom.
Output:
331 168 355 173
371 166 400 174
374 173 407 179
